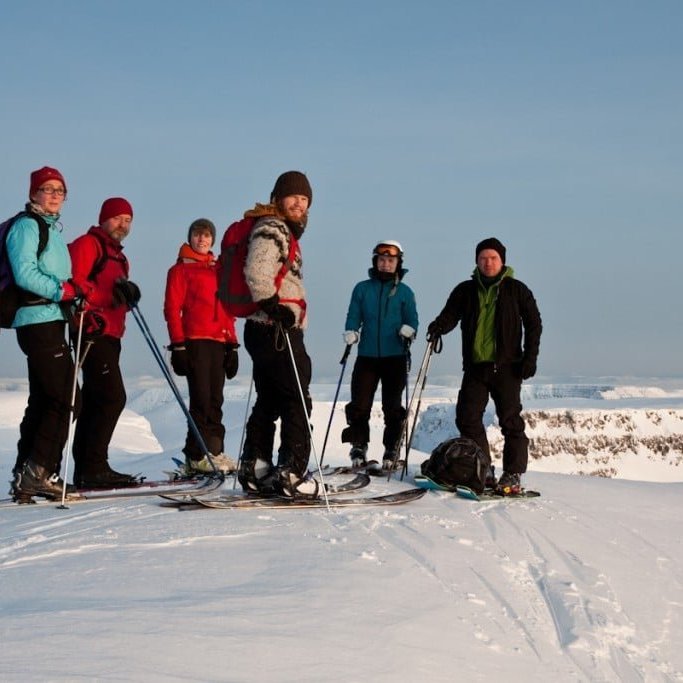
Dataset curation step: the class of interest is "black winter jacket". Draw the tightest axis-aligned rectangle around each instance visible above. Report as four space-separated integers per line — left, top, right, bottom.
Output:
434 274 542 371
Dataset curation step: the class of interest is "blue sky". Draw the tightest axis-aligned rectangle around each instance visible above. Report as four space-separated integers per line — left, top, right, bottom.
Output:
1 1 682 381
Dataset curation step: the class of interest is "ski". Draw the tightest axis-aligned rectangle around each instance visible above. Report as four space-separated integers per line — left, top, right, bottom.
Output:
455 485 541 501
326 459 405 477
160 471 371 506
413 474 457 492
414 475 540 500
0 475 225 509
187 487 426 510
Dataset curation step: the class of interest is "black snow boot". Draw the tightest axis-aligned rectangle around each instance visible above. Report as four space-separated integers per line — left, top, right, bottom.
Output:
12 460 76 501
74 466 137 490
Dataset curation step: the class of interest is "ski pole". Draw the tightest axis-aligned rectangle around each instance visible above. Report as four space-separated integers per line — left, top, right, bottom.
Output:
129 303 220 477
402 339 411 473
232 377 254 490
319 343 352 469
400 340 437 479
283 329 330 511
58 310 88 508
386 341 432 482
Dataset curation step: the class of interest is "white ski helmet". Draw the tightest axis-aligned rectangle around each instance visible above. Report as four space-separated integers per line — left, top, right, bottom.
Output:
373 240 403 257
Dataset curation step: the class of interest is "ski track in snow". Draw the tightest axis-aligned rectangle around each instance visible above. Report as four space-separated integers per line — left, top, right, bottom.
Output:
2 487 683 682
3 379 683 681
462 496 683 682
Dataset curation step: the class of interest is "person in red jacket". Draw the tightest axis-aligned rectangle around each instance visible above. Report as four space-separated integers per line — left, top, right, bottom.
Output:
68 197 141 489
164 218 239 475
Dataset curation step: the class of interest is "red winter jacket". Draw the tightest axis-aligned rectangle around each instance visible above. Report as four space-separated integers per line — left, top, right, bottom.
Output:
164 243 238 345
68 226 129 339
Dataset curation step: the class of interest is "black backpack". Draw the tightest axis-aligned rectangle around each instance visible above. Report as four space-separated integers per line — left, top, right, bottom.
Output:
420 437 492 494
0 211 50 329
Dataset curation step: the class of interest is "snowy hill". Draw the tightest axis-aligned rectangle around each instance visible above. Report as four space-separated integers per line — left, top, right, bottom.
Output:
2 378 683 681
412 402 683 482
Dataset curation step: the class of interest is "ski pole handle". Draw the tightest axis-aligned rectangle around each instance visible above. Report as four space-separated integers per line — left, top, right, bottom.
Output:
340 344 352 364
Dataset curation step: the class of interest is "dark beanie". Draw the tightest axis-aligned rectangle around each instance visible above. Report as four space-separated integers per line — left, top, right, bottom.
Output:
99 197 133 224
475 237 506 264
187 218 216 245
270 171 312 206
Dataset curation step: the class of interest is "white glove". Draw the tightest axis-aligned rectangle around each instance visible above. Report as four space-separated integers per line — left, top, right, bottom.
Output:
343 330 359 345
398 324 416 340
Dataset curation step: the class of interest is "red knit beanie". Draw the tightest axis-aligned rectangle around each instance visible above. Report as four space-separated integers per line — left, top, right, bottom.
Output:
99 197 134 224
29 166 67 197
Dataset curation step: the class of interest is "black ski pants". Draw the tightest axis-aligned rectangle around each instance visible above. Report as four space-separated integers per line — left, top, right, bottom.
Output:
15 321 80 475
243 321 312 476
183 339 226 460
72 335 126 477
344 355 407 452
455 363 529 474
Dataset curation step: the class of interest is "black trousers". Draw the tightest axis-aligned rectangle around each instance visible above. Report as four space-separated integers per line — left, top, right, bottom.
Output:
72 336 126 477
183 339 226 460
455 363 528 474
243 321 312 476
344 355 407 451
15 321 80 474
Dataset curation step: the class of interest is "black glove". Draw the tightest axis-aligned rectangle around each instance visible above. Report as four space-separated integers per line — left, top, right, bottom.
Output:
427 319 445 342
224 344 239 380
520 357 537 380
258 295 296 329
113 278 141 308
169 344 189 376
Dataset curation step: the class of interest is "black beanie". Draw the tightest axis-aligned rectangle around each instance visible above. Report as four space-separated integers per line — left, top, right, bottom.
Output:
187 218 216 246
475 237 506 264
270 171 313 206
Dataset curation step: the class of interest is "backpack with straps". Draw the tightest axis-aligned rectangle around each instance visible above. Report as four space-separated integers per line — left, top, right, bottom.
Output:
420 437 492 494
0 211 50 329
217 216 299 318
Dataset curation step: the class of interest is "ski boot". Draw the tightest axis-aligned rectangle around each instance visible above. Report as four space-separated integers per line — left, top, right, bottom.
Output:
349 443 368 468
495 471 522 496
186 453 237 475
73 465 138 490
274 467 319 500
238 457 277 496
13 460 77 501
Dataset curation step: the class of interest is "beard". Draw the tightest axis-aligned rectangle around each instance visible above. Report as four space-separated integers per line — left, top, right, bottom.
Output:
282 206 307 225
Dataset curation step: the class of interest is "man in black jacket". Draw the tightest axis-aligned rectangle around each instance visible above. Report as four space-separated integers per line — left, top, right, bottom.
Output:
427 238 542 495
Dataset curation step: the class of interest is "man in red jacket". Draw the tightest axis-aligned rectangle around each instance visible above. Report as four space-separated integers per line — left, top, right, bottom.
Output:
68 197 141 488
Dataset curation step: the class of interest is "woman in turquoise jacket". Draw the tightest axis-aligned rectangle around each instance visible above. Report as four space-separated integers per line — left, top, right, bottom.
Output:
341 240 418 469
7 166 81 503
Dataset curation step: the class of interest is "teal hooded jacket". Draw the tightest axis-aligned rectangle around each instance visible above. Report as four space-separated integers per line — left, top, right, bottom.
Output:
344 268 418 358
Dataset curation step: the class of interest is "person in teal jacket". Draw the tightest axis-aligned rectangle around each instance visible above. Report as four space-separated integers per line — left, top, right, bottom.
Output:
341 240 418 469
7 166 82 503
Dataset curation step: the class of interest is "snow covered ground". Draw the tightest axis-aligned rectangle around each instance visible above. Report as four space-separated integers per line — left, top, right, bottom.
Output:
2 377 683 682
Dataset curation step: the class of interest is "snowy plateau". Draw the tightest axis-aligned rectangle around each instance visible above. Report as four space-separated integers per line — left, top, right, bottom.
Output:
2 377 683 682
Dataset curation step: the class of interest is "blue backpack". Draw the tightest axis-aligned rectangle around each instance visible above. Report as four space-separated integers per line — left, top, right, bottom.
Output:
0 211 50 329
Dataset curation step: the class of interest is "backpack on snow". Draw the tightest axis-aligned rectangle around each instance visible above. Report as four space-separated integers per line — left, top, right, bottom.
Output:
0 211 50 329
217 216 299 318
420 437 492 494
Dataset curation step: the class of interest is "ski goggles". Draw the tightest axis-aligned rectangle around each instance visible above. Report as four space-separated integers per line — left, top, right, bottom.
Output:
374 244 401 257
